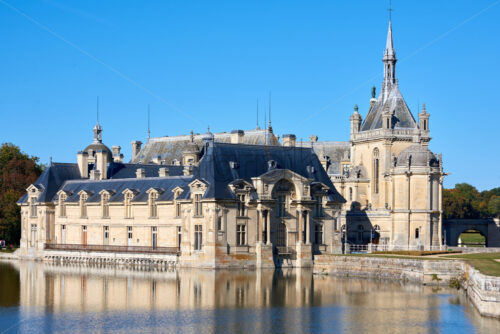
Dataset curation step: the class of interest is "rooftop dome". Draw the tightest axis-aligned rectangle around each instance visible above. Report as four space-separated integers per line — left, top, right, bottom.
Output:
84 142 112 160
396 145 439 168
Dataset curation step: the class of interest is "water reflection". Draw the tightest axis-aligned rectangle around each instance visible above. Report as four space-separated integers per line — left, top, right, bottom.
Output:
0 260 498 334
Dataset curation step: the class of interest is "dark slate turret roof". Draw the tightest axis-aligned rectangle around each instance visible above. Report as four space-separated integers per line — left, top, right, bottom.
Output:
17 163 81 204
361 84 417 131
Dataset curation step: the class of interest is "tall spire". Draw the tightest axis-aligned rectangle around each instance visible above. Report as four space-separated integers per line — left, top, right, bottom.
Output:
382 14 397 98
147 104 151 141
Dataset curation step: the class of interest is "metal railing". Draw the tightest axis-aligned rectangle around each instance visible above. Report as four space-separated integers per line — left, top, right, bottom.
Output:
45 243 180 255
276 246 295 255
346 243 447 254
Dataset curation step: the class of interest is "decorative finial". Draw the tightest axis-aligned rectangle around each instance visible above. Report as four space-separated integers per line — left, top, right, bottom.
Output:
268 91 272 129
190 130 194 142
207 125 210 133
371 86 376 99
50 156 53 166
96 96 100 125
147 104 151 141
354 104 359 112
256 99 260 130
388 0 393 21
422 103 427 113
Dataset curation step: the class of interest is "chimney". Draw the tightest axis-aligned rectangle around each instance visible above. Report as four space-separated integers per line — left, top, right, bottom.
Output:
183 165 193 176
131 141 143 161
159 167 169 177
112 146 123 162
96 150 108 179
90 169 101 180
231 130 245 144
136 168 146 178
77 151 89 178
282 134 296 147
152 155 161 164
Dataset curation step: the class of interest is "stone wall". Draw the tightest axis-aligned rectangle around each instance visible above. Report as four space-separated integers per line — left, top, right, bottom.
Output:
42 249 178 269
313 254 500 318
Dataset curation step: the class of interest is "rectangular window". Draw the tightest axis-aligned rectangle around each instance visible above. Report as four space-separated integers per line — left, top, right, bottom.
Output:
30 198 37 217
127 226 133 246
194 194 203 216
375 159 380 194
237 194 246 217
236 224 246 246
82 225 87 246
277 195 286 217
104 226 109 245
177 226 182 248
152 226 157 249
315 224 323 245
415 228 419 239
314 196 323 217
194 224 202 250
176 202 181 217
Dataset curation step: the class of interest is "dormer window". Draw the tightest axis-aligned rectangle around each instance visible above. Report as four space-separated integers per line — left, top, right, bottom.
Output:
59 193 67 217
194 194 203 217
237 194 246 217
149 192 158 218
101 193 110 218
30 197 37 217
80 193 88 218
124 192 134 218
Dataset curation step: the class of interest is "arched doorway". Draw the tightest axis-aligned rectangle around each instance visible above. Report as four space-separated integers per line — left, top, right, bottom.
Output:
458 229 486 247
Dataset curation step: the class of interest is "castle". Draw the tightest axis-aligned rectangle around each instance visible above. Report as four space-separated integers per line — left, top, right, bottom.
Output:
17 19 445 268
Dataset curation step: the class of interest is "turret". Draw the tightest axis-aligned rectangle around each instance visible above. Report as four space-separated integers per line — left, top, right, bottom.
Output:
419 104 430 132
382 105 392 130
350 105 362 137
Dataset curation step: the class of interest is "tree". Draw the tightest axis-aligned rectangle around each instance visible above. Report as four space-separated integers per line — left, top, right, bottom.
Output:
0 143 44 244
488 196 500 218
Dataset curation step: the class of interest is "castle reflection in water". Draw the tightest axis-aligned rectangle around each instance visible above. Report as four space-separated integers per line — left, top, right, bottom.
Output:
3 261 495 334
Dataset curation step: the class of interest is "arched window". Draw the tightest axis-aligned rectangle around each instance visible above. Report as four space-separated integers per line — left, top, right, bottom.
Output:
273 179 294 218
373 148 380 194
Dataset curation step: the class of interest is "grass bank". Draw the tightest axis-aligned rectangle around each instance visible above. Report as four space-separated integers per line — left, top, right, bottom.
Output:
444 252 500 277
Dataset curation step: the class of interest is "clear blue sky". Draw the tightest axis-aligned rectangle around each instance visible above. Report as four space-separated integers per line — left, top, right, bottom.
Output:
1 0 499 190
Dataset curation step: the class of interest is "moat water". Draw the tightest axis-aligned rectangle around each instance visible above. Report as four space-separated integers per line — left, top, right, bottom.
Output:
0 261 498 333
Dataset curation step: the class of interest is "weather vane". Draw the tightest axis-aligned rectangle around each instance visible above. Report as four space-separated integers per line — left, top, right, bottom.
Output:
388 0 393 21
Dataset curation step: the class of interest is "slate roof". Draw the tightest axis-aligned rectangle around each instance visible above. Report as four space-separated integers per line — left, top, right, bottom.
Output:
60 176 193 203
19 142 344 205
107 162 185 179
132 128 279 164
361 84 417 131
299 141 350 176
195 143 344 202
17 163 81 204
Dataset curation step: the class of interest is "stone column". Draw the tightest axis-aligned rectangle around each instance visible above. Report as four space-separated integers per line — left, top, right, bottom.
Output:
256 208 262 243
305 211 311 245
298 209 304 244
266 211 271 245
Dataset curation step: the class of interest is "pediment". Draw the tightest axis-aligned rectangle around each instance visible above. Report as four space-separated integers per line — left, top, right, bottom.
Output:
228 179 254 193
188 179 209 193
26 184 43 194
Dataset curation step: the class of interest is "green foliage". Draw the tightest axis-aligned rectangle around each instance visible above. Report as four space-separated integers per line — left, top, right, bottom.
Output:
0 143 44 244
443 183 500 219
